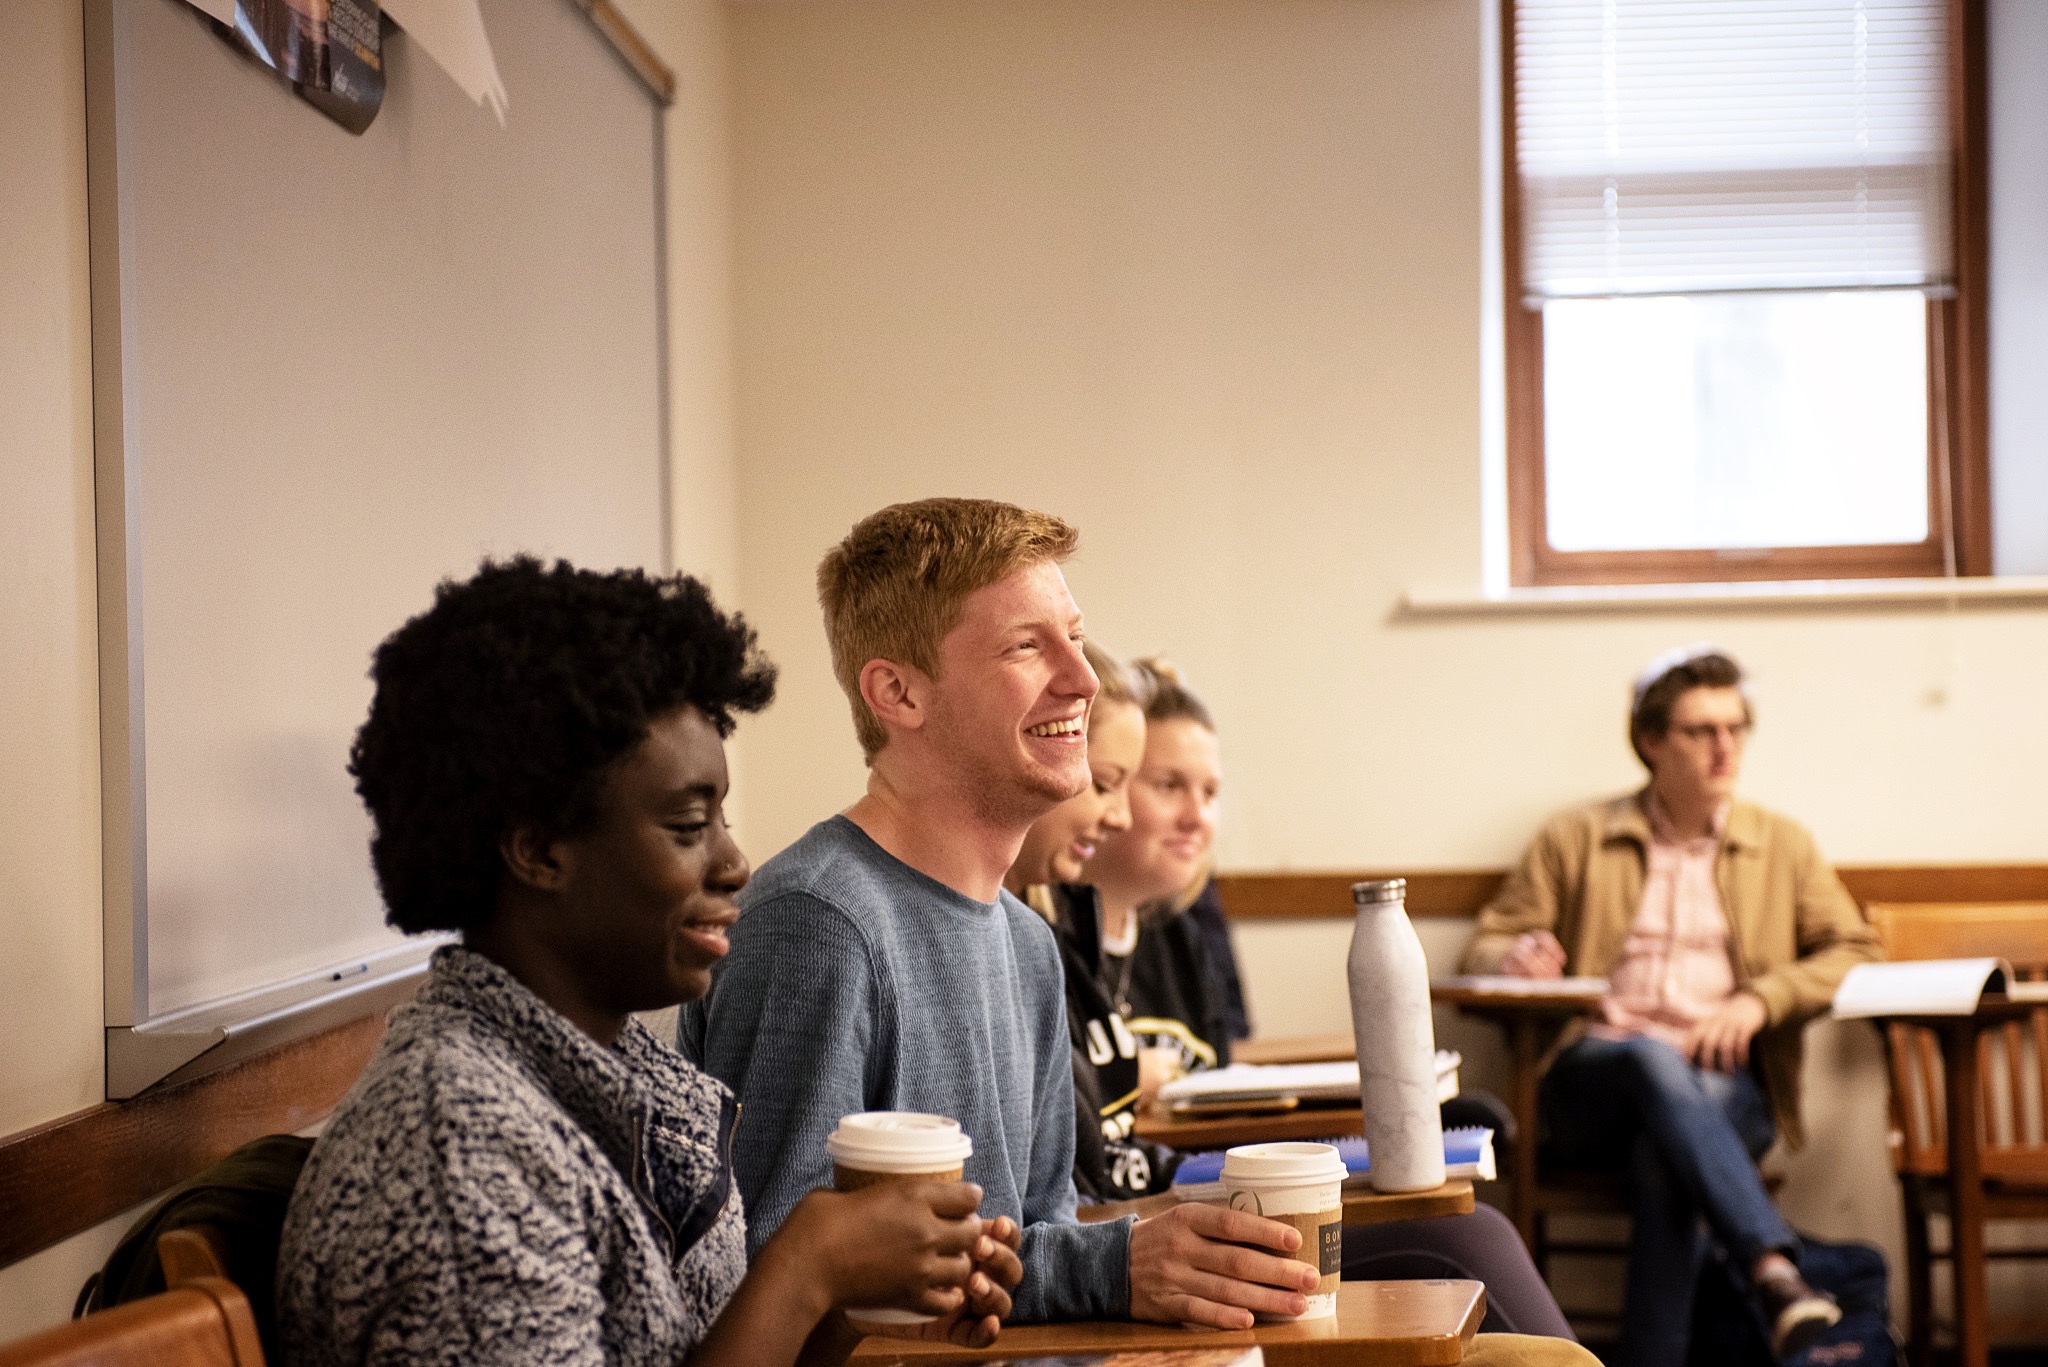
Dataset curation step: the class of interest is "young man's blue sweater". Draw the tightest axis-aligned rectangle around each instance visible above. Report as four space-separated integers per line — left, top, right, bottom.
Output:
679 816 1130 1324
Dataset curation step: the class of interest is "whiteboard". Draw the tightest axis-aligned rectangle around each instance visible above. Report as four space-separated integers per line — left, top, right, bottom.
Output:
87 0 668 1093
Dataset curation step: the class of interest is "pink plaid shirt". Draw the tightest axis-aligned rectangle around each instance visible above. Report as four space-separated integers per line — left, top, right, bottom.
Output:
1591 792 1737 1050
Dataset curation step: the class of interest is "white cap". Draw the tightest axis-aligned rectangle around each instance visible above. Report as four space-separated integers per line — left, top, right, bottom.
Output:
826 1112 974 1172
1631 642 1740 715
1220 1141 1348 1186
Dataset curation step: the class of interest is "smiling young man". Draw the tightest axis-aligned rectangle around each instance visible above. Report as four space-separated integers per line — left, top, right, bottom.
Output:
680 499 1322 1329
1462 645 1882 1367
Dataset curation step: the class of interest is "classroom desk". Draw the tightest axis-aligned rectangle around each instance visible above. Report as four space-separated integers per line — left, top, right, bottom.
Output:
849 1279 1486 1367
1232 1033 1359 1066
1427 977 1607 1247
1857 994 2038 1367
1075 1181 1477 1227
1137 1104 1366 1152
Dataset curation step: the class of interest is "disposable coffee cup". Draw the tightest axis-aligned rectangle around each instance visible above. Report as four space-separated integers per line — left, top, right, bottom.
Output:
827 1112 976 1327
1221 1142 1346 1321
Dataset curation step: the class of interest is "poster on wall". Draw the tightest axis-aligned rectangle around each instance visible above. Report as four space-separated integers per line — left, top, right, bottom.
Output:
179 0 510 131
184 0 387 134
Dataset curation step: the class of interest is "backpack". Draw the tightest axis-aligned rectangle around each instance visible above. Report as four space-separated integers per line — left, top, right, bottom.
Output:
1687 1233 1900 1367
74 1133 314 1361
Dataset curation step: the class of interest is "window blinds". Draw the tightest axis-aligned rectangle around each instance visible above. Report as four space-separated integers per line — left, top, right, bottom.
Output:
1514 0 1952 300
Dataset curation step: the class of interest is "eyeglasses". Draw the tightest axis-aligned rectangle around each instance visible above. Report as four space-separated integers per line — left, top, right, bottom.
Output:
1670 721 1752 744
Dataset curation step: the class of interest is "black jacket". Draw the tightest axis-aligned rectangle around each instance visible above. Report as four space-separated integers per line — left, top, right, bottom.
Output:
1049 884 1233 1200
1178 877 1253 1042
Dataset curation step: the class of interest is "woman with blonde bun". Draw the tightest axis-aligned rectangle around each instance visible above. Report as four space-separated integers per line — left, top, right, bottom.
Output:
1076 655 1576 1341
1005 642 1185 1201
1079 657 1244 1098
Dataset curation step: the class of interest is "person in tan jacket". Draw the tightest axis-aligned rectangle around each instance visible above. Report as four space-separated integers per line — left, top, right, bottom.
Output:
1462 645 1881 1367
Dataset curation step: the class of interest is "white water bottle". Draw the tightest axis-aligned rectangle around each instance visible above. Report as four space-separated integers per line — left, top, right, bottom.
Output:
1347 878 1445 1192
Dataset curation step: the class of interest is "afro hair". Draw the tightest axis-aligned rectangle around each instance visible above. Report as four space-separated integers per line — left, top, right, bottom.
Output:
348 557 776 935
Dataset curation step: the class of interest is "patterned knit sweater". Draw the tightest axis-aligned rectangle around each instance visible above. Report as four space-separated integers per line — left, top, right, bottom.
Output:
277 948 746 1366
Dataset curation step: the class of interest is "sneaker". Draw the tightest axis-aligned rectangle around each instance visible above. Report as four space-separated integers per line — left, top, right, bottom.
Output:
1756 1267 1842 1359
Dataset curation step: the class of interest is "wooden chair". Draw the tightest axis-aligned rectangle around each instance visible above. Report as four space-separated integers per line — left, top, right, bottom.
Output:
1529 1147 1786 1336
0 1276 265 1367
156 1228 232 1285
1869 901 2048 1365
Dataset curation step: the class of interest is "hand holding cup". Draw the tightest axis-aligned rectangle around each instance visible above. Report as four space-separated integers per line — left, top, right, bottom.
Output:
817 1112 1012 1345
1126 1200 1321 1330
781 1179 989 1328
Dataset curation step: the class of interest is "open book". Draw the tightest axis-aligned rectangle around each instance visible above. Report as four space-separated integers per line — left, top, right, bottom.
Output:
1169 1127 1497 1200
1156 1052 1462 1114
1832 958 2048 1019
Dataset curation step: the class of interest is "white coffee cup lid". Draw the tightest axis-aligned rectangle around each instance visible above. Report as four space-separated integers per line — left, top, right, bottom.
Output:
1221 1141 1347 1186
826 1111 974 1172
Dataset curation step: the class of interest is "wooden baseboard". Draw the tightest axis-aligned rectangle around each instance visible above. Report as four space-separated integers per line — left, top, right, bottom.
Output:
1216 865 2048 921
0 1014 385 1272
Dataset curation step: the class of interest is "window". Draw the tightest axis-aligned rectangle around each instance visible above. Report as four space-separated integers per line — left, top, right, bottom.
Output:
1503 0 1989 585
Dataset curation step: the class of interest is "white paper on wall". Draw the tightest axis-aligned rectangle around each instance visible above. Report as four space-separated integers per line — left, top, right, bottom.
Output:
381 0 508 125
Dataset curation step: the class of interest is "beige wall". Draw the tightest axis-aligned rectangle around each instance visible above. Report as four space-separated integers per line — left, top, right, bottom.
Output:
615 0 741 594
726 0 2048 866
726 0 2048 1319
0 0 736 1337
0 0 111 1337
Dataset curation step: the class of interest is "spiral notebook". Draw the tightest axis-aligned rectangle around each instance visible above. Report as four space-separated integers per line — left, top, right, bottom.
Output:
1168 1127 1497 1201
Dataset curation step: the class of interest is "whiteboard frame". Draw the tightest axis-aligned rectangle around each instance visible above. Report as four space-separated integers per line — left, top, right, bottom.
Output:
84 0 674 1098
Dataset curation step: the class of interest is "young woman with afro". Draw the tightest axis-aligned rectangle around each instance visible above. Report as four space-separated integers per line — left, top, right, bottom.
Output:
277 557 1019 1367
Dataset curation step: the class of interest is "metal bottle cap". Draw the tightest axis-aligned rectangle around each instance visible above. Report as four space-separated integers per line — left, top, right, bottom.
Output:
1351 878 1407 905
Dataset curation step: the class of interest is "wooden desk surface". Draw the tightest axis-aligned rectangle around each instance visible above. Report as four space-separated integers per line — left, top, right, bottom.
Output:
1427 976 1603 1250
1429 977 1607 1013
850 1279 1486 1367
1076 1181 1476 1228
1864 991 2045 1025
1232 1034 1358 1066
1136 1104 1365 1151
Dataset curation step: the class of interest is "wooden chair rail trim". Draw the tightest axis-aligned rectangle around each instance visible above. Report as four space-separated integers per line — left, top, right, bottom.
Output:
0 1014 385 1272
5 866 2041 1276
1216 864 2048 921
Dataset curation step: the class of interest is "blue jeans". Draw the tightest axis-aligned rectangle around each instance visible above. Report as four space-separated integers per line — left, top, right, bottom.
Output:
1541 1034 1794 1367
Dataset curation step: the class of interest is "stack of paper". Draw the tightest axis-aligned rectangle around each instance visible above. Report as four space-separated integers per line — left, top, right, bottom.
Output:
1435 974 1609 996
1157 1052 1462 1113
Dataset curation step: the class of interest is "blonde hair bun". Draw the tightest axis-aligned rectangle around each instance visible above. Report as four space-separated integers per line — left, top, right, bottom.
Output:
1135 655 1182 685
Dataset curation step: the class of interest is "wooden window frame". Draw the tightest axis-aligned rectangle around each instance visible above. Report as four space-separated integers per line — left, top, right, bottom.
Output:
1502 0 1992 587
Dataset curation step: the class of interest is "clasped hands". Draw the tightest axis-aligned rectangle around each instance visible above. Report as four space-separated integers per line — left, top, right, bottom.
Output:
1502 929 1768 1072
786 1180 1022 1348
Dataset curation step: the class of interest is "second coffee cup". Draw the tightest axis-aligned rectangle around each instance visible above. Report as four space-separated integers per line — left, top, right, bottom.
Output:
1220 1141 1346 1321
827 1112 977 1327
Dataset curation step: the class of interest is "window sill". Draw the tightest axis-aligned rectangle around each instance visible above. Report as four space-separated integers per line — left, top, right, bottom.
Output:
1400 576 2048 618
